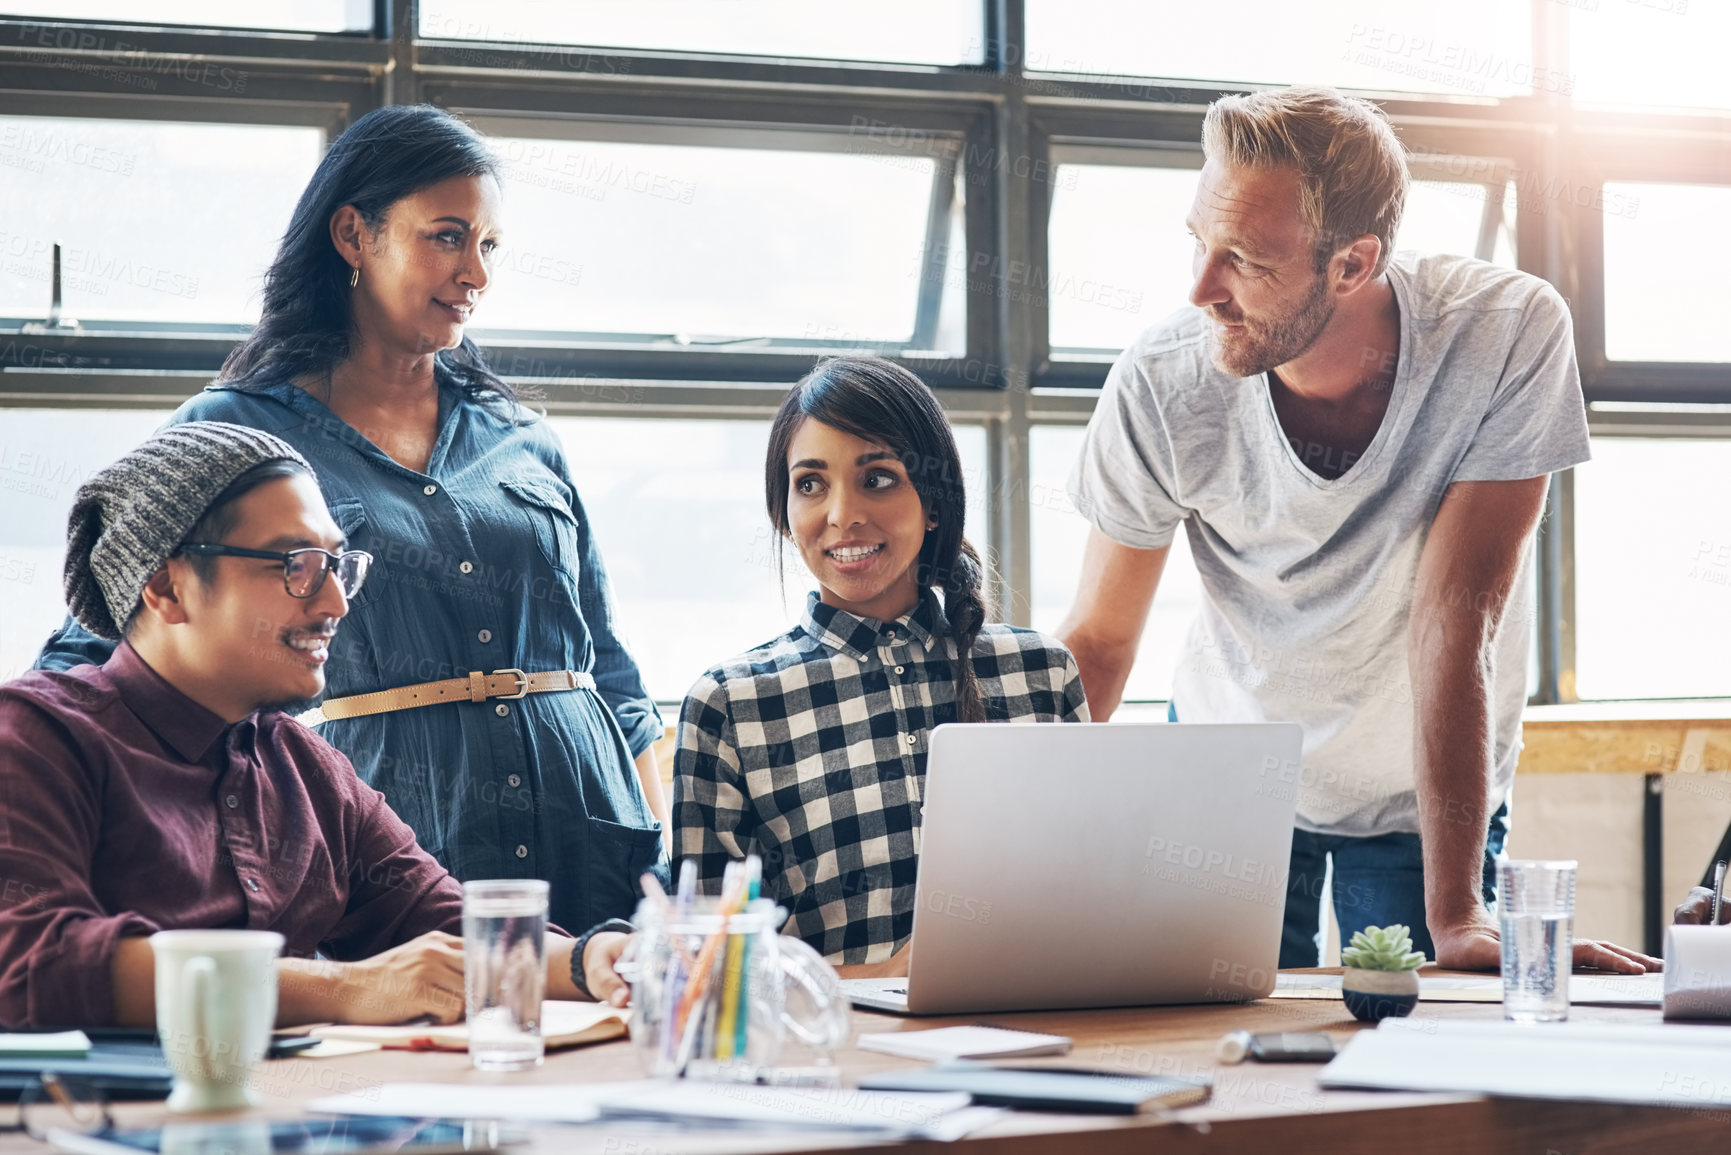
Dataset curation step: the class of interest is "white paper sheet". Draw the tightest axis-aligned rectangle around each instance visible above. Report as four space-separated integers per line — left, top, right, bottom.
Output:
1664 925 1731 1020
1320 1017 1731 1107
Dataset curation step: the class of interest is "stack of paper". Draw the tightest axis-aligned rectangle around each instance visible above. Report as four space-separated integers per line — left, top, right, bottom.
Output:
1320 1018 1731 1107
857 1026 1072 1062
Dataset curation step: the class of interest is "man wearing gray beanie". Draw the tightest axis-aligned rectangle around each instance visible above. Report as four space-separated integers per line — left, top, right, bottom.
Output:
0 422 628 1029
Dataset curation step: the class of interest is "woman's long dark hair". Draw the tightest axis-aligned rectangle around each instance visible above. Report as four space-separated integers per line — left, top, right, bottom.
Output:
220 104 519 416
765 357 990 724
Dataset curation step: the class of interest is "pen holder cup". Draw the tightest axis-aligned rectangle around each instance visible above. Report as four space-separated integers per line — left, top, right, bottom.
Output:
623 896 849 1081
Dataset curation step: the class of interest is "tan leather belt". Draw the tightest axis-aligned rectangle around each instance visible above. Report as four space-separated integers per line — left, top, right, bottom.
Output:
295 668 595 727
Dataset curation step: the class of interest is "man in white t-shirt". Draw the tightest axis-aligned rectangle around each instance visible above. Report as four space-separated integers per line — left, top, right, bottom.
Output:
1061 86 1657 974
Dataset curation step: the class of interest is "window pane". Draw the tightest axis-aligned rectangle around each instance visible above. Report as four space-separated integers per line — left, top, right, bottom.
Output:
1603 184 1731 363
4 1 369 31
1025 0 1533 97
1575 438 1731 700
1029 424 1202 702
1399 178 1517 269
0 117 323 324
477 133 953 350
553 416 988 702
1047 161 1517 353
420 0 984 66
1573 3 1731 112
1046 165 1191 354
0 410 171 683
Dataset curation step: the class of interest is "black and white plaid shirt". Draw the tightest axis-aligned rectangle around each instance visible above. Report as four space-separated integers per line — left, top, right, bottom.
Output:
673 589 1089 965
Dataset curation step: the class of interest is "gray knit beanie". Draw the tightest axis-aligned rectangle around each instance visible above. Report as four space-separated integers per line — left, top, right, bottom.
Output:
64 421 313 640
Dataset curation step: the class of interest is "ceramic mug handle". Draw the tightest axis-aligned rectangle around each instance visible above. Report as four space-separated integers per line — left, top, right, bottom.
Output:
180 956 216 1085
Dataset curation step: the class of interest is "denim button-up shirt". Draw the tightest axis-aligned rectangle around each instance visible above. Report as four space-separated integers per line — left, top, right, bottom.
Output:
37 375 664 933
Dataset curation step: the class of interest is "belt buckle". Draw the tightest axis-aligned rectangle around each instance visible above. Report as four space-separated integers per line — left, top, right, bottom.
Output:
492 668 530 700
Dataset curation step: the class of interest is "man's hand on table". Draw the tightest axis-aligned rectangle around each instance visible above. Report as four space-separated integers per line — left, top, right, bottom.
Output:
582 931 633 1008
280 930 467 1025
1429 908 1662 974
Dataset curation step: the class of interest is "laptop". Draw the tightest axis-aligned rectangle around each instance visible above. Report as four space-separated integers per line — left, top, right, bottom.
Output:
842 721 1302 1015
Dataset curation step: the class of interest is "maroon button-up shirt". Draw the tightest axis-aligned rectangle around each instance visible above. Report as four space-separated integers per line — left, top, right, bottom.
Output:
0 643 464 1028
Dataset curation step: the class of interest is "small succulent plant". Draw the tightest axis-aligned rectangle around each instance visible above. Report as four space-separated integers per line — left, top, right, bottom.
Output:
1341 924 1427 972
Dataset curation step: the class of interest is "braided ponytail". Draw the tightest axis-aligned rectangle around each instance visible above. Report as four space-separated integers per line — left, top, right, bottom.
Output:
939 538 989 723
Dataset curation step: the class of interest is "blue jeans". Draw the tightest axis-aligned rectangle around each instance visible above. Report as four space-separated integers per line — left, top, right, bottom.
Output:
1166 702 1509 968
1280 802 1509 968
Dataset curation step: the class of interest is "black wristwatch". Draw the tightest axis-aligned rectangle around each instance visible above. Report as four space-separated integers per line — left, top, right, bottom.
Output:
570 918 635 1000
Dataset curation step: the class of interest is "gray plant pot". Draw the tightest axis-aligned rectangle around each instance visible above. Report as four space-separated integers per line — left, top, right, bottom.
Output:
1342 967 1420 1022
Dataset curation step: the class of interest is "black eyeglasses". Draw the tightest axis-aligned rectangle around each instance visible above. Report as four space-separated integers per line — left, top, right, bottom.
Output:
0 1073 114 1142
176 544 373 600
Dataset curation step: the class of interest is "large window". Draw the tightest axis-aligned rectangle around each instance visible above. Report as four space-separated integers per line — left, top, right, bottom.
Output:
3 2 371 32
1602 184 1731 364
477 126 963 352
1024 0 1533 97
1572 3 1731 113
1573 437 1731 701
0 117 322 325
420 1 986 66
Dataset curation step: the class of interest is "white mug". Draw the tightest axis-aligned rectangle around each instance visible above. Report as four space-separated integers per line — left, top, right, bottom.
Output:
150 930 284 1113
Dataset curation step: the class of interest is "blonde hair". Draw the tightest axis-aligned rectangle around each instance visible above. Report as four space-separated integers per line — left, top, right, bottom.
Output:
1201 86 1409 277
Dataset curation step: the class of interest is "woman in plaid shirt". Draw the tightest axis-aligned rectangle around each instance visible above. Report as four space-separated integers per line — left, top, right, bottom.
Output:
673 357 1089 977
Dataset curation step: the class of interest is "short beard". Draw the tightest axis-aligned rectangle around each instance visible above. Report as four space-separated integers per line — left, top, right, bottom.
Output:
1206 272 1335 379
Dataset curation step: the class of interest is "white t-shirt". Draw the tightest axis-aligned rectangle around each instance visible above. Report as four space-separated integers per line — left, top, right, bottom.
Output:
1070 253 1591 837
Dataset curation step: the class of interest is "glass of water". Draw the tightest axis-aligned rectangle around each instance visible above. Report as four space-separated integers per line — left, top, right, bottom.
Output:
462 879 549 1071
1497 859 1576 1023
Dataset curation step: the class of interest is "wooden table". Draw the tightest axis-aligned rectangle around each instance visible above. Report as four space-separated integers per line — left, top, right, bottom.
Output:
27 972 1731 1155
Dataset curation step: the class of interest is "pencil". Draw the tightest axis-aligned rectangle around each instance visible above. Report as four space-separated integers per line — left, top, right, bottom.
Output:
733 857 762 1058
715 868 750 1060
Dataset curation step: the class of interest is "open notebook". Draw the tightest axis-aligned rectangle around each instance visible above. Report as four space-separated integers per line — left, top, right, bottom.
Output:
308 1002 628 1052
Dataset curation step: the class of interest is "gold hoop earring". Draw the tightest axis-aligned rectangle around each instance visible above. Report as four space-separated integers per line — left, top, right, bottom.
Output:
349 265 360 289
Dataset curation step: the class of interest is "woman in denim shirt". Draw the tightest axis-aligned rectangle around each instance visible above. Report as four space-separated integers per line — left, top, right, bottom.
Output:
37 105 665 933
